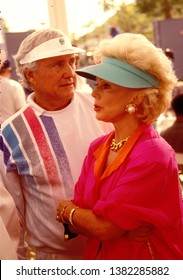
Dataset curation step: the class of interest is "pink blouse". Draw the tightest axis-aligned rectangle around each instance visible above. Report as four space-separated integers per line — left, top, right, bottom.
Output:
74 124 183 259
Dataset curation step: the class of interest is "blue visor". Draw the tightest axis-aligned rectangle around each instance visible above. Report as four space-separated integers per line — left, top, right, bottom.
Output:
76 57 159 88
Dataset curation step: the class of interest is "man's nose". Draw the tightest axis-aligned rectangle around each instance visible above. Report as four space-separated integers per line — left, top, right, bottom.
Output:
63 64 75 77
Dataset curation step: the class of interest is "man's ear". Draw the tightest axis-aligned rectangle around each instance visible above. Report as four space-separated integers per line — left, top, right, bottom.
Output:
24 68 35 85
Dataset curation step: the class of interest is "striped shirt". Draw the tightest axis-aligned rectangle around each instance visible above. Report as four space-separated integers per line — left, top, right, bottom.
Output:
1 91 113 259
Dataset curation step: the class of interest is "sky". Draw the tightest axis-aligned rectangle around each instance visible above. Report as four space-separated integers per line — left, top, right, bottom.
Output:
1 0 133 37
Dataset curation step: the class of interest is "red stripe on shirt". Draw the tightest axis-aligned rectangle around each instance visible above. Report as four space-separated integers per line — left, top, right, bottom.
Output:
23 107 60 188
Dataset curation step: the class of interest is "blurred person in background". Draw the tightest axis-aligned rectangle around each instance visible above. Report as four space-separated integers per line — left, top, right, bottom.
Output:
164 48 183 96
161 94 183 190
1 51 26 124
110 23 121 38
0 175 20 260
75 52 92 93
0 51 20 260
161 94 183 154
0 59 12 78
155 48 183 133
57 33 183 260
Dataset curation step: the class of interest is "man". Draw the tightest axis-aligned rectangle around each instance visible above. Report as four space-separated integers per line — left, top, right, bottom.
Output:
0 28 113 260
0 53 26 124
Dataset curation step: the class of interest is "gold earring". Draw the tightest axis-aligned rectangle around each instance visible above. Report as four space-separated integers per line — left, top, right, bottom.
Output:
125 104 137 114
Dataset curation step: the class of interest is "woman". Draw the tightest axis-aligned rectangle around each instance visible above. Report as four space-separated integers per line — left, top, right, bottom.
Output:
56 33 183 259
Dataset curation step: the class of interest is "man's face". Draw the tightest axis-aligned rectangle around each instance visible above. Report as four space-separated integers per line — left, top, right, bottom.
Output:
28 54 77 110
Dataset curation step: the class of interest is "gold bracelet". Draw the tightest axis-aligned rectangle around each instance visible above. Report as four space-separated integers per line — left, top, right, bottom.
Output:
69 207 79 227
61 203 71 223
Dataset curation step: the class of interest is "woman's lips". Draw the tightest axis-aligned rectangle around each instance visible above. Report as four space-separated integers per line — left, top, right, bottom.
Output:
94 104 102 111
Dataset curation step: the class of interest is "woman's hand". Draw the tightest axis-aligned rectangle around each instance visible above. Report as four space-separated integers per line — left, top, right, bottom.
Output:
56 200 73 223
57 202 155 242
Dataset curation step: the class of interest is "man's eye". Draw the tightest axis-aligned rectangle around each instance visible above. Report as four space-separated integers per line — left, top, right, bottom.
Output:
54 62 64 67
70 58 77 65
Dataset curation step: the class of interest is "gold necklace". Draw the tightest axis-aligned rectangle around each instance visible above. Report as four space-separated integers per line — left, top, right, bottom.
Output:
110 136 129 152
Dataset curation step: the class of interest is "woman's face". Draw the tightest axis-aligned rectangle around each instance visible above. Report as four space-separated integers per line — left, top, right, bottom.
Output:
91 77 136 123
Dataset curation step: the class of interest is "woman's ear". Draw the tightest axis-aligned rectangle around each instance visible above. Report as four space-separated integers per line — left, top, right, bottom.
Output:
132 91 145 106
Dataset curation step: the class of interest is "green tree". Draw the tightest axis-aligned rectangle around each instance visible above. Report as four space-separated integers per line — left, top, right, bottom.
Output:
1 17 9 31
108 3 153 39
76 0 183 48
99 0 183 18
98 0 116 11
132 0 183 19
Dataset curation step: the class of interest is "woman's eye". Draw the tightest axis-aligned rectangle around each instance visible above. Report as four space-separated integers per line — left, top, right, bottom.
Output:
94 82 111 89
103 83 110 89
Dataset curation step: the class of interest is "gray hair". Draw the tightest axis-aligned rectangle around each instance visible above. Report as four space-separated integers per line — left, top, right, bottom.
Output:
13 28 66 89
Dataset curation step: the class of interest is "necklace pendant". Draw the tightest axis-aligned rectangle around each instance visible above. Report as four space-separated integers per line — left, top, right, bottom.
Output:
110 136 129 152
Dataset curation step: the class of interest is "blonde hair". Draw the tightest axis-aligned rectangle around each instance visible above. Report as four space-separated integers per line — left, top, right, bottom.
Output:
93 33 177 123
13 28 66 89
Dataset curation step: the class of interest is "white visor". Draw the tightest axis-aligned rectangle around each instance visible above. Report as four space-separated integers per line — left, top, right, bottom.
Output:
20 36 85 64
